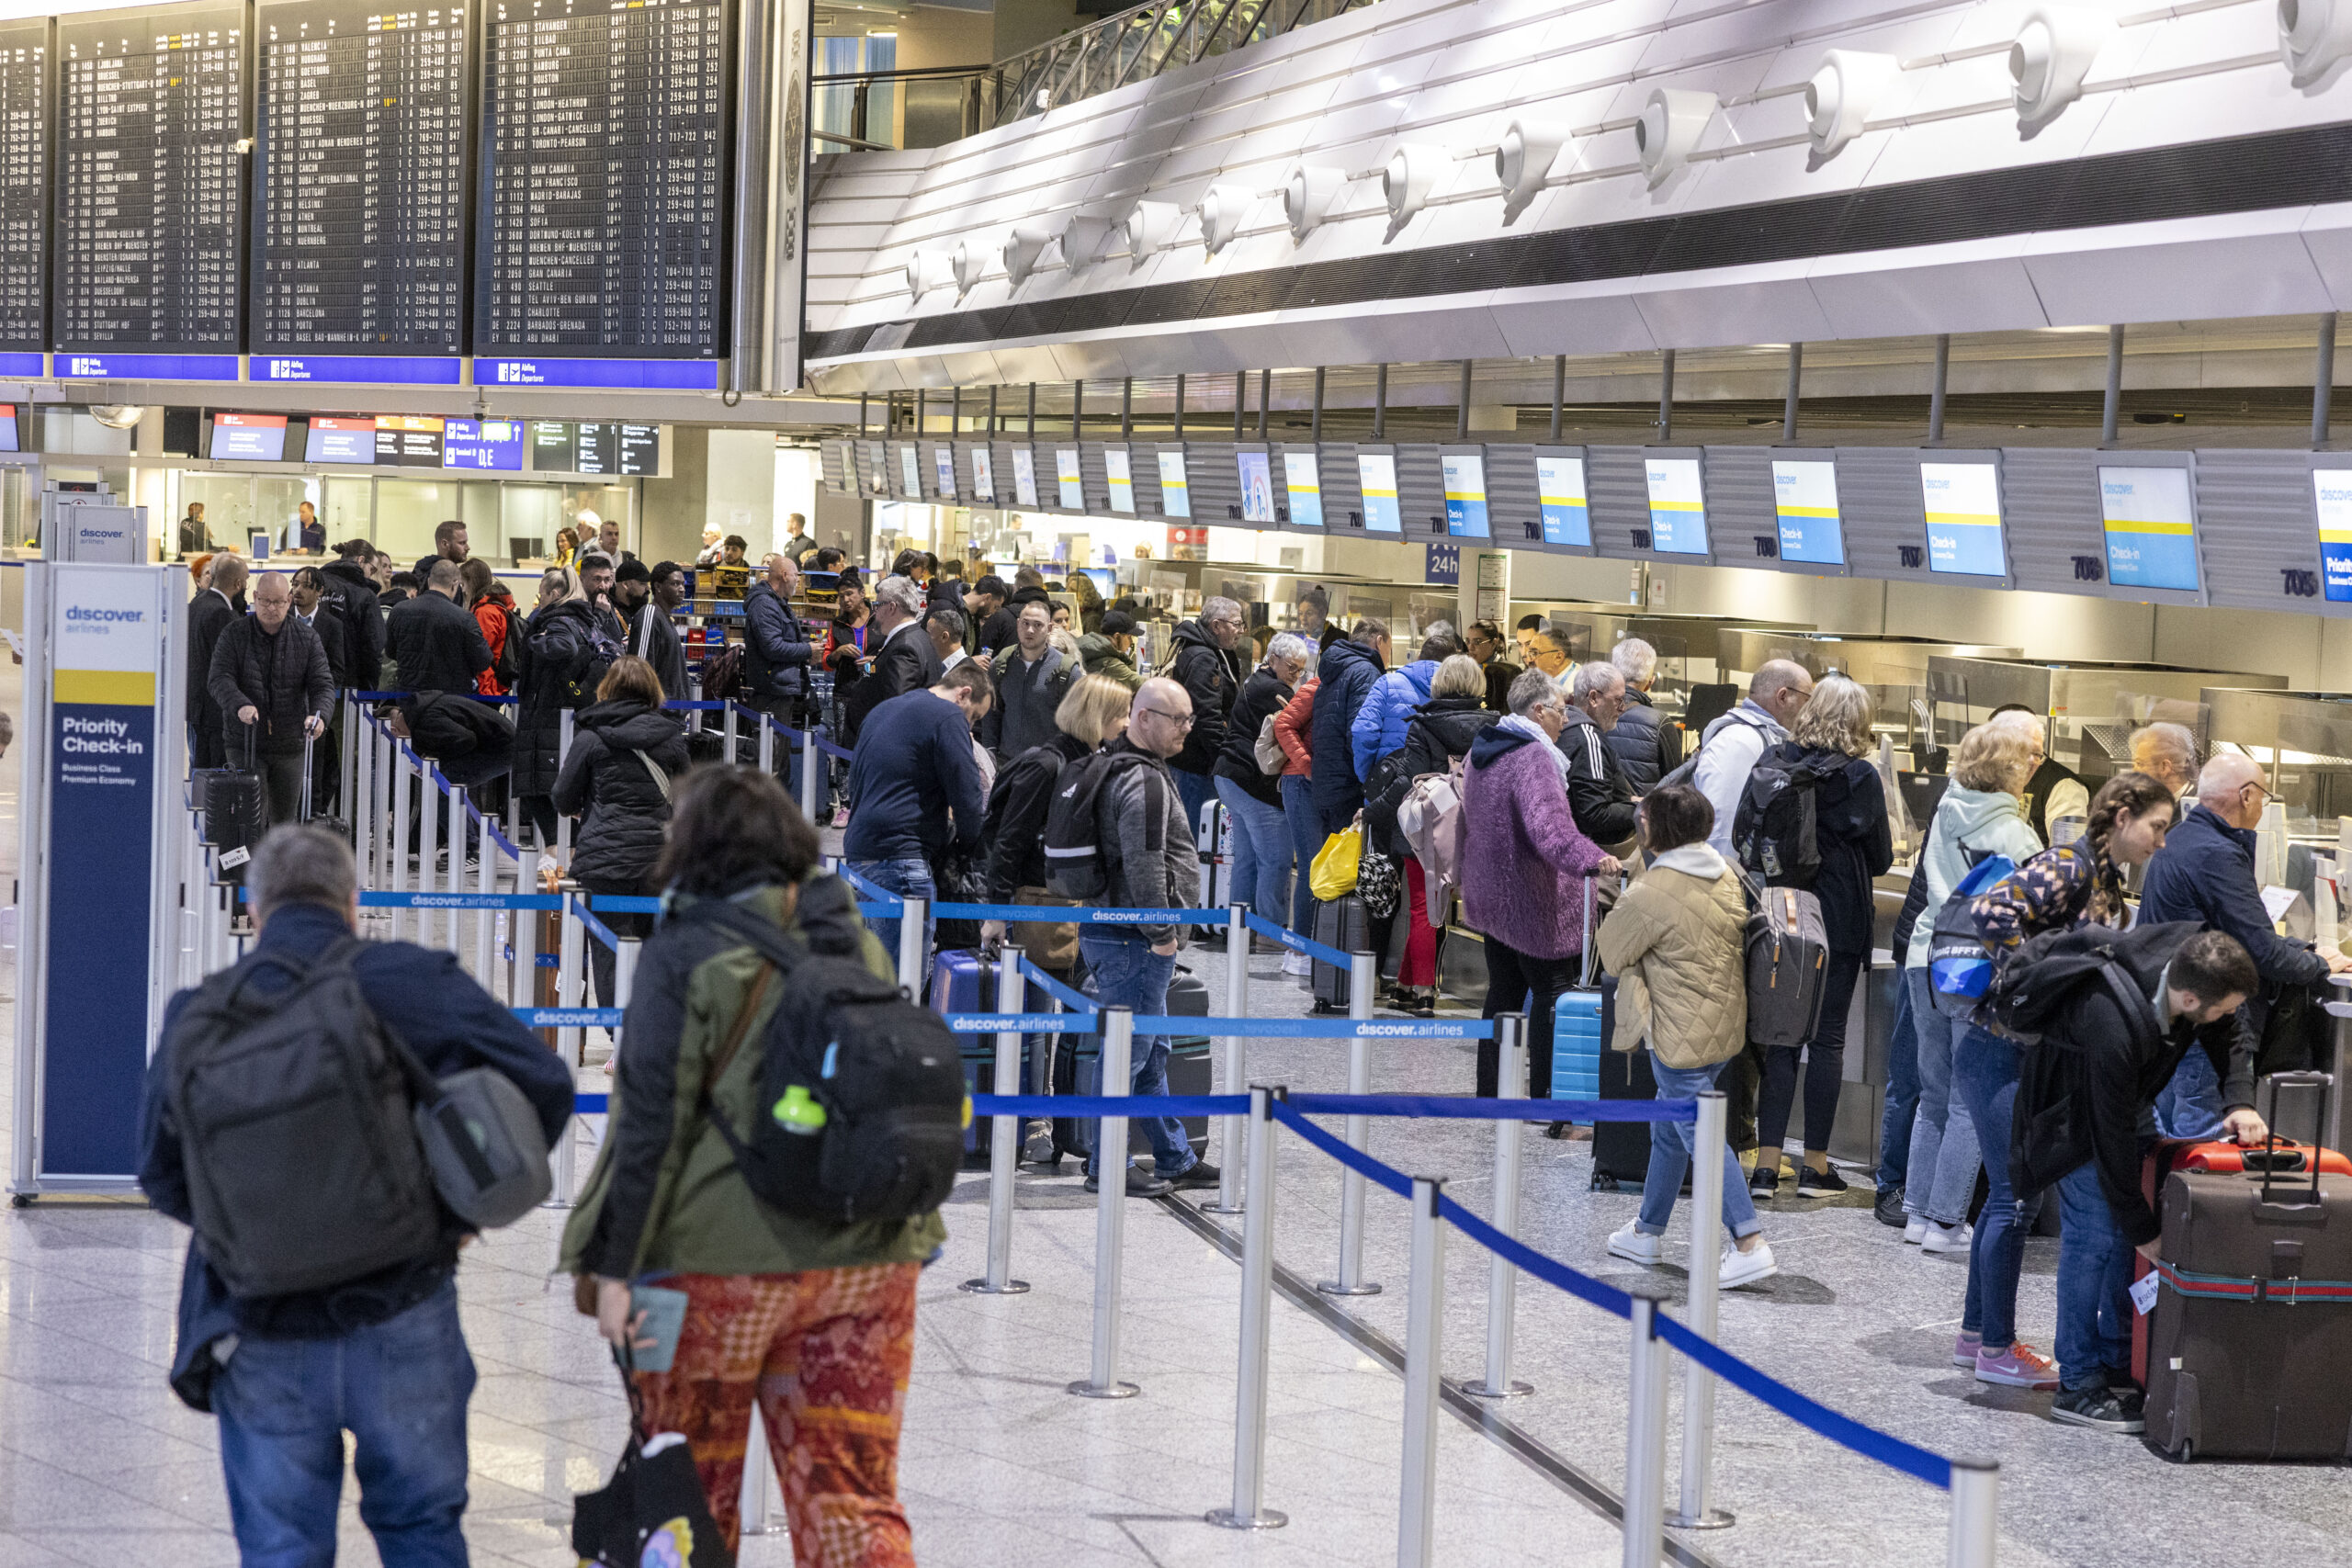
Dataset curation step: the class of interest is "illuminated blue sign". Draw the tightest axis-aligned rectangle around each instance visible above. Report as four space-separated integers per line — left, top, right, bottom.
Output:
58 353 240 380
254 356 464 386
480 358 720 391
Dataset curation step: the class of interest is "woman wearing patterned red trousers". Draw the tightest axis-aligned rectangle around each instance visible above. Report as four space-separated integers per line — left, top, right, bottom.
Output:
562 767 943 1565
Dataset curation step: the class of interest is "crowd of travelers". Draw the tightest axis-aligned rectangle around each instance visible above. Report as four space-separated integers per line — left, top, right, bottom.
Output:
152 538 2324 1563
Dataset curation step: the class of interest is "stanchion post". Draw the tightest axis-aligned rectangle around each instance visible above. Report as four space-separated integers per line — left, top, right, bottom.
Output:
798 722 820 823
1466 1011 1532 1399
1396 1176 1446 1568
1319 950 1382 1297
740 1413 783 1536
1621 1295 1670 1568
474 825 497 983
390 746 412 940
1069 1006 1140 1399
963 944 1032 1295
375 722 393 903
1208 1083 1288 1530
758 708 775 774
897 896 927 995
1205 903 1248 1216
721 699 737 766
419 764 439 944
555 709 575 867
1671 1089 1734 1529
444 783 467 957
616 936 640 1040
548 887 584 1205
514 849 543 1008
1946 1460 1999 1568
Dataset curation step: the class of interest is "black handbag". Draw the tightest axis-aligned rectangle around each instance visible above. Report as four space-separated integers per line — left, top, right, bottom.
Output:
572 1351 725 1568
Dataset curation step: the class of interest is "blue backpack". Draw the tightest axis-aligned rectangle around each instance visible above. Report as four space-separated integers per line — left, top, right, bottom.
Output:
1925 854 2018 1019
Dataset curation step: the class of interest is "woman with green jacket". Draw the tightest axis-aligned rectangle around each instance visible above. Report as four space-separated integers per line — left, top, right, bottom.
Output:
561 765 941 1565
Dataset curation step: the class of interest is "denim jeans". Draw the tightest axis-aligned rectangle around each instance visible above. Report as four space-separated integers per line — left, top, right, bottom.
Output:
1757 949 1864 1156
1279 773 1321 937
212 1280 476 1568
1877 970 1921 1194
1171 768 1216 848
1079 932 1197 1178
2053 1158 2136 1392
1903 966 1983 1225
1952 1027 2029 1349
1635 1056 1762 1242
1215 776 1293 928
2154 1045 2227 1141
844 855 935 986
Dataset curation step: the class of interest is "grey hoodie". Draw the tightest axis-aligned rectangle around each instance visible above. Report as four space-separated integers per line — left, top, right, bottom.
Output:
1098 737 1201 945
1903 782 2044 969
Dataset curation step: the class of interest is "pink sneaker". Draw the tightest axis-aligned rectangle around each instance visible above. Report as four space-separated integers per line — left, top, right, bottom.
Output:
1974 1341 2060 1390
1951 1330 1982 1369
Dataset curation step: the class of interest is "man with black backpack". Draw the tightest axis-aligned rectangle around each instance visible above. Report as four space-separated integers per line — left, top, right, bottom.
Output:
139 826 574 1564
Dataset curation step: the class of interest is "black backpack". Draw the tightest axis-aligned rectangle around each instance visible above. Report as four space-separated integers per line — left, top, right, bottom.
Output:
163 940 444 1298
1042 749 1160 899
695 905 967 1225
1731 749 1841 887
1979 919 2197 1046
488 602 523 688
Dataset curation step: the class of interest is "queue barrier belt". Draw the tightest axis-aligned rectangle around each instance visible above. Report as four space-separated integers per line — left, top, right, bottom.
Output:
591 895 664 914
816 736 857 761
572 898 620 953
1263 1100 1959 1491
836 865 900 906
929 903 1232 926
517 1007 622 1027
1247 912 1353 969
1017 958 1096 1014
362 890 560 910
936 1011 1495 1040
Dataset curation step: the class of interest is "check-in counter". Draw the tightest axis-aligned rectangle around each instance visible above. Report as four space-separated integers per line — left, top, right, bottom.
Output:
1927 657 2290 784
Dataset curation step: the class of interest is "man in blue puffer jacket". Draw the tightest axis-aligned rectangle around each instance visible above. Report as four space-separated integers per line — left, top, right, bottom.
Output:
1350 624 1463 783
1309 619 1389 834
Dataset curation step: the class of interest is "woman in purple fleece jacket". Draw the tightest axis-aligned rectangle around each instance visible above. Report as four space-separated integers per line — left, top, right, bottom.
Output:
1463 668 1618 1100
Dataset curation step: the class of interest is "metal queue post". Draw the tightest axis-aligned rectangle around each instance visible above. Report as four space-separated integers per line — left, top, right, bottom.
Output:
1621 1294 1672 1568
1318 950 1381 1297
390 741 413 941
895 897 927 994
1205 904 1248 1217
548 886 587 1205
514 850 543 1008
1069 1005 1139 1399
1396 1175 1446 1568
1464 1012 1532 1400
1670 1089 1733 1529
797 723 821 824
962 946 1031 1296
1207 1083 1286 1531
556 708 576 867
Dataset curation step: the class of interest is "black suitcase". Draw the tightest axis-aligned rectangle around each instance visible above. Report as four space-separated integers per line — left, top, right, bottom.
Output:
205 728 270 883
2140 1073 2352 1461
1078 964 1213 1155
1589 979 1662 1190
1312 895 1372 1012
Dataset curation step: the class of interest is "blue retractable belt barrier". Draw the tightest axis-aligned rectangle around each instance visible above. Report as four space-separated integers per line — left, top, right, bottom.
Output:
664 700 728 711
945 1014 1095 1034
362 890 561 910
515 1007 623 1027
836 865 902 907
816 736 856 761
350 690 519 704
572 898 620 952
1283 1092 1696 1122
1017 957 1096 1014
575 1092 609 1113
1132 1016 1493 1038
971 1093 1247 1117
590 895 663 914
928 902 1231 926
1247 911 1353 969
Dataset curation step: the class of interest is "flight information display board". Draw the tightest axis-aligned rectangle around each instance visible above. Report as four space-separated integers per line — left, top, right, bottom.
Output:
0 21 47 361
475 0 729 370
251 0 470 362
528 420 662 475
54 5 247 363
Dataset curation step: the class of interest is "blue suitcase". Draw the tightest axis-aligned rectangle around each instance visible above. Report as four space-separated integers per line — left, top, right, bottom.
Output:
1544 874 1610 1104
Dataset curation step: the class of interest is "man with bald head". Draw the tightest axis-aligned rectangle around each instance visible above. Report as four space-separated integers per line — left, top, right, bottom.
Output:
2140 750 2352 1137
208 573 334 823
188 553 250 770
1080 674 1218 1198
1692 658 1815 861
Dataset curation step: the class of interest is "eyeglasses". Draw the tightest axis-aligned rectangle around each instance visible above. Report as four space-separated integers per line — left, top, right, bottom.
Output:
1137 706 1196 729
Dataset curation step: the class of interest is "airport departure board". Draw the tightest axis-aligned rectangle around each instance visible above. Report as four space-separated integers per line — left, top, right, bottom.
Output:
475 0 729 362
0 21 46 357
54 5 246 356
252 0 470 355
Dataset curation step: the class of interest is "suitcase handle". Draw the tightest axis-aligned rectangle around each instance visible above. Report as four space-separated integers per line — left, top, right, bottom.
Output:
2258 1072 2335 1207
1580 868 1599 988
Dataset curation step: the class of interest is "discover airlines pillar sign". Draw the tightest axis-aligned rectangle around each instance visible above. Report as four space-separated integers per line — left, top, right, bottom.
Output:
14 564 185 1196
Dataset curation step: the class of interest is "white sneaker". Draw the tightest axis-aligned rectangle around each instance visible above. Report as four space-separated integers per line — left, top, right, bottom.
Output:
1719 1241 1779 1290
1903 1215 1928 1246
1606 1221 1662 1266
1281 952 1311 978
1921 1220 1973 1255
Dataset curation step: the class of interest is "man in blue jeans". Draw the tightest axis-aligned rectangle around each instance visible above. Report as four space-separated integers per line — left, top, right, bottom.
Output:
1873 972 1921 1226
842 664 993 976
1080 676 1222 1197
140 827 575 1566
2011 927 2261 1433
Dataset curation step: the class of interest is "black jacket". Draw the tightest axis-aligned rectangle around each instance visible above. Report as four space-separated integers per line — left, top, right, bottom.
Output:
553 698 689 890
742 580 814 705
2011 920 2257 1245
981 732 1093 900
403 689 515 763
1309 636 1386 828
1555 707 1638 847
982 643 1074 761
514 599 616 797
1363 696 1489 858
976 604 1018 658
208 615 334 757
1607 691 1680 794
1752 741 1894 955
321 559 386 688
625 599 690 707
842 621 943 745
141 904 573 1410
1167 618 1242 776
187 589 242 735
1211 665 1295 808
386 589 492 697
296 602 347 688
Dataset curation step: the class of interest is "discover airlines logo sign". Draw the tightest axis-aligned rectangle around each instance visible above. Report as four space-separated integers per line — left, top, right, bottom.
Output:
55 568 163 678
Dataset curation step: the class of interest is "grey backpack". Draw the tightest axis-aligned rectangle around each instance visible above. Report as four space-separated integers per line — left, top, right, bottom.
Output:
1738 870 1830 1049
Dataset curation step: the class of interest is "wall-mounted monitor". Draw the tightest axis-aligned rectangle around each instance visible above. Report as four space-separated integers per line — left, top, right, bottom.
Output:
1535 451 1589 547
1770 459 1845 567
1283 451 1323 528
1156 450 1189 518
1104 447 1133 513
1644 457 1709 555
1441 451 1489 538
209 412 288 463
1921 462 2007 577
971 446 996 502
2317 469 2352 604
373 414 445 468
305 414 377 465
1011 447 1038 507
1356 451 1401 533
0 404 20 454
2097 465 2199 593
1235 450 1274 523
443 419 526 471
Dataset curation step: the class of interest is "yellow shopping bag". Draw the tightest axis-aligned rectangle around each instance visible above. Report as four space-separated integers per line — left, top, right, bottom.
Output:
1309 820 1363 901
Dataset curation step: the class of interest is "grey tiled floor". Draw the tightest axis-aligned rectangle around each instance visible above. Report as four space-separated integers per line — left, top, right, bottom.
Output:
6 888 2350 1563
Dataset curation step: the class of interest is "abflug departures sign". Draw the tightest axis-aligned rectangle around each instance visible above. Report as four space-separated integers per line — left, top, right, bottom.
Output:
45 569 163 1178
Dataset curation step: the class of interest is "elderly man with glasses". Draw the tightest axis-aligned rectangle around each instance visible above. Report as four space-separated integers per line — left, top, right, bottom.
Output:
1166 595 1247 837
1556 660 1640 853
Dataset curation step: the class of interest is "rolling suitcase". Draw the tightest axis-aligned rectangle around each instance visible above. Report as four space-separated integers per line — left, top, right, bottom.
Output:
1550 873 1608 1105
205 727 270 882
1311 894 1373 1013
2136 1073 2352 1461
1589 988 1661 1191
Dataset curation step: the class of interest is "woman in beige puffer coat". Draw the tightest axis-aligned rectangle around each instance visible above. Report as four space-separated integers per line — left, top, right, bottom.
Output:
1593 784 1780 1289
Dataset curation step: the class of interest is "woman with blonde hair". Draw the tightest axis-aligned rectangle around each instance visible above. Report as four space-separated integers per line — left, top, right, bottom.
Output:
1736 674 1894 1199
1897 716 2045 1251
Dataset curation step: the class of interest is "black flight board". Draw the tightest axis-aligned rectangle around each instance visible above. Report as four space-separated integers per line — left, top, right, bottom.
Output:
252 0 471 355
0 21 47 355
475 0 729 359
529 418 661 474
54 4 246 355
